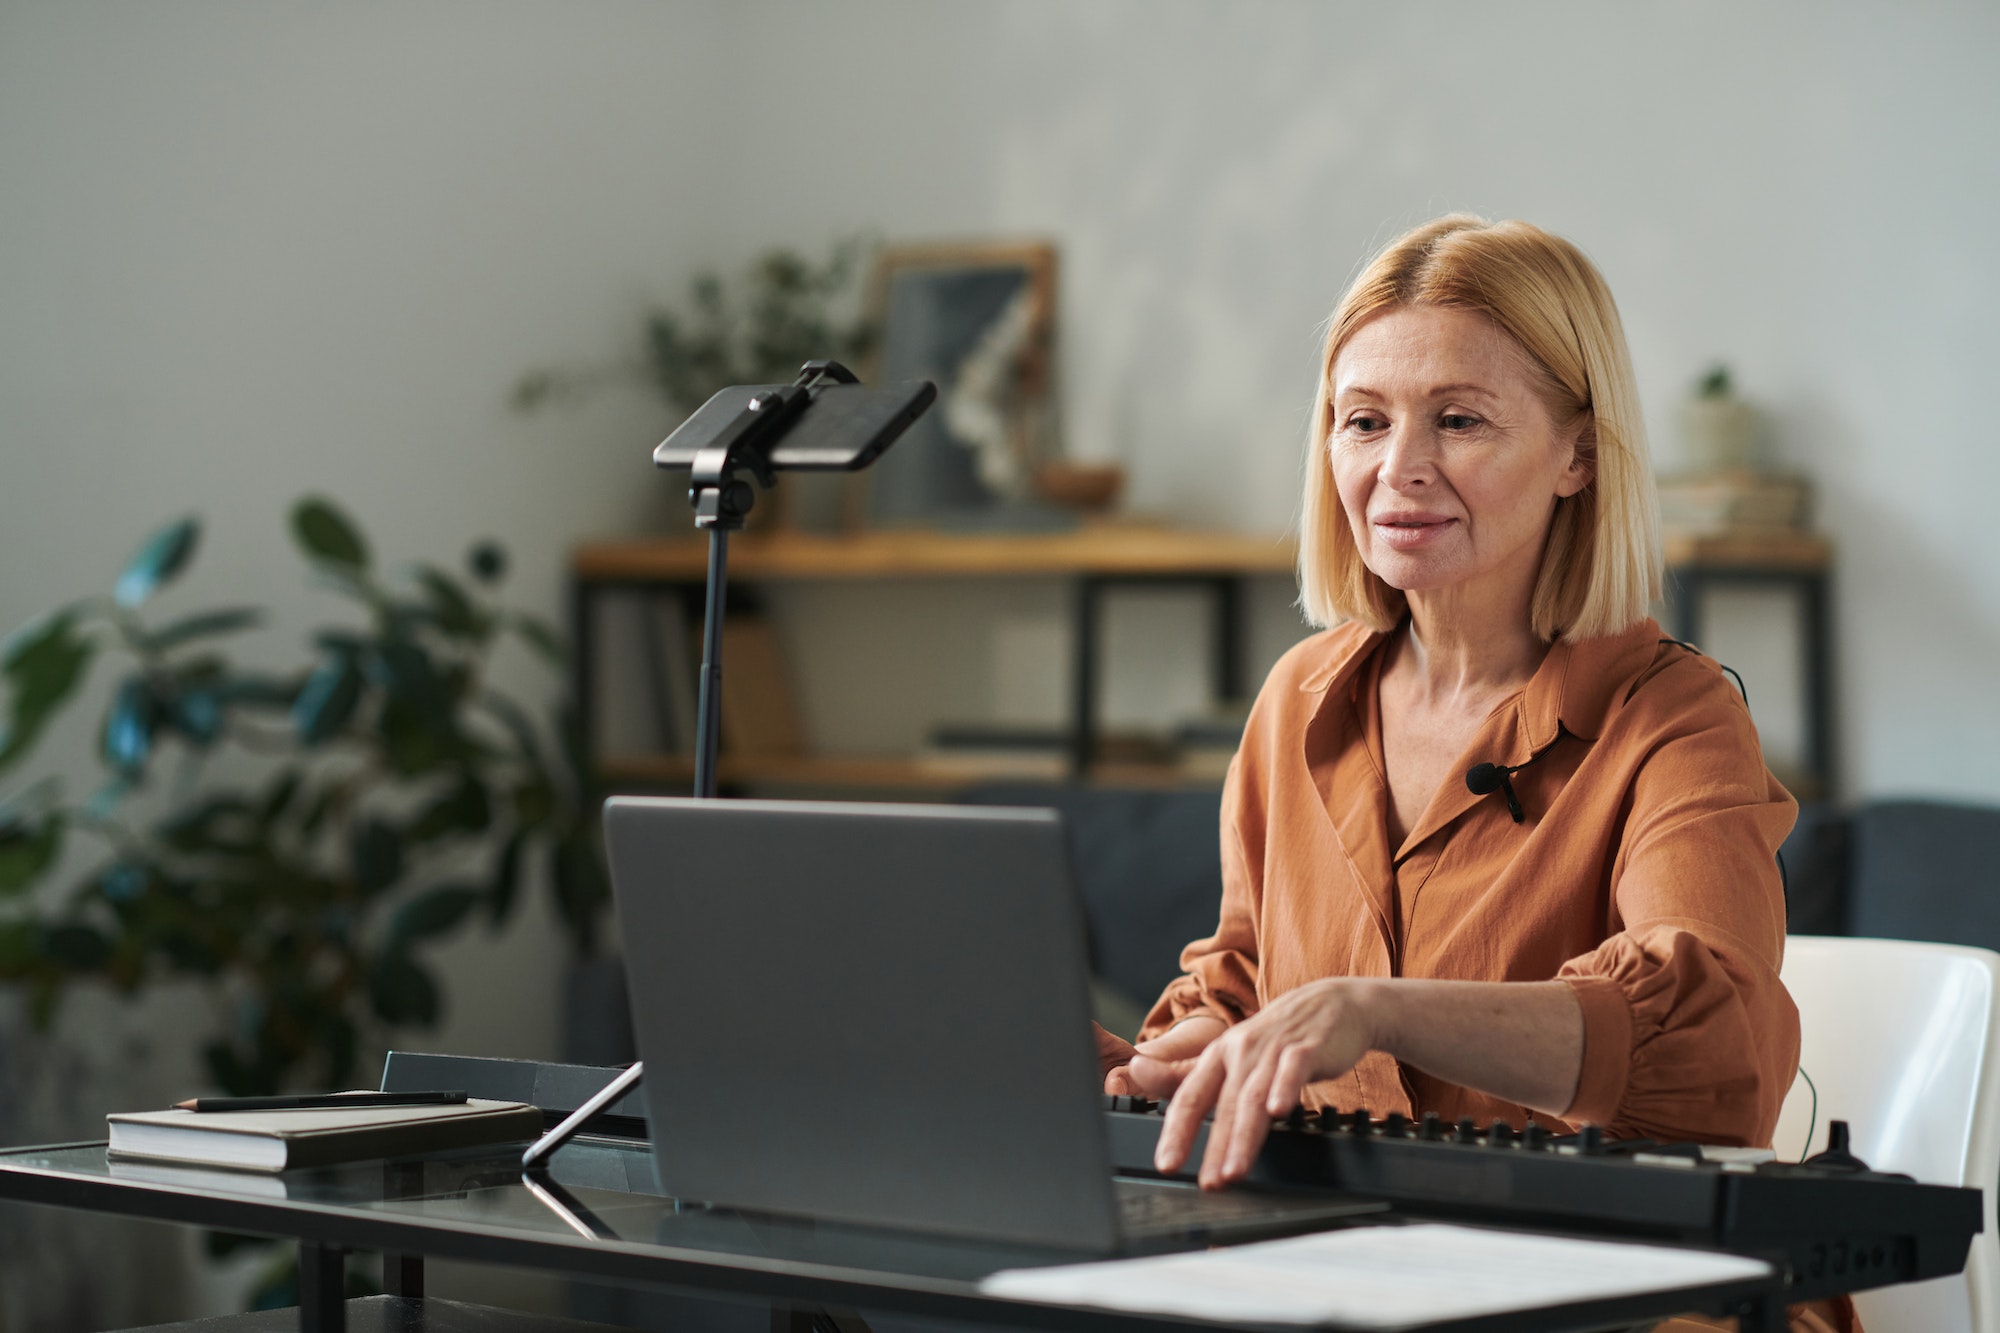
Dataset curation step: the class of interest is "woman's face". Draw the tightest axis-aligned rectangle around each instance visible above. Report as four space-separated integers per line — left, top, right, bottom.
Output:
1328 304 1593 608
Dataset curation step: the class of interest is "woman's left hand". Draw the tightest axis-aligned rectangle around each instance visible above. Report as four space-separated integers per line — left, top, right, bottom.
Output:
1152 977 1382 1189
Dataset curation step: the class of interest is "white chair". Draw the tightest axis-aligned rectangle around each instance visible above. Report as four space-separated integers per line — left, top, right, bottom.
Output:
1774 937 2000 1333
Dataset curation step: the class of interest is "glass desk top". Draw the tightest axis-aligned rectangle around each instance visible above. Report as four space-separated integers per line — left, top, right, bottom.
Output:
0 1136 1093 1277
0 1137 1784 1333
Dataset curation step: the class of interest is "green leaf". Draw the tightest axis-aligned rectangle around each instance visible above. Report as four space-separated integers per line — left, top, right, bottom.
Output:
0 608 95 775
366 949 440 1026
291 657 363 746
477 691 545 768
114 517 200 609
103 676 162 777
0 919 38 974
297 780 343 841
290 497 369 572
257 768 303 825
98 860 150 903
0 811 63 896
370 639 446 708
510 777 555 831
488 830 524 928
157 795 256 854
510 613 565 669
350 818 403 893
415 566 482 639
466 542 507 585
377 696 467 774
389 884 482 946
407 774 489 842
144 606 263 653
171 686 225 746
43 923 112 970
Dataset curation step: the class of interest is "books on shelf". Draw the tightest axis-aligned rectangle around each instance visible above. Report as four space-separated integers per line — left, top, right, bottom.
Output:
915 725 1183 780
917 725 1070 780
107 1096 542 1172
1173 711 1247 783
1655 469 1811 536
718 615 804 758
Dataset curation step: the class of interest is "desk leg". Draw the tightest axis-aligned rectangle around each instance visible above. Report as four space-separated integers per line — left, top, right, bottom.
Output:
381 1251 423 1299
298 1241 346 1333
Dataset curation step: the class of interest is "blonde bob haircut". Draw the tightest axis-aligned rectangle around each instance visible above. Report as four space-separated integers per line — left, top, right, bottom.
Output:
1298 215 1661 642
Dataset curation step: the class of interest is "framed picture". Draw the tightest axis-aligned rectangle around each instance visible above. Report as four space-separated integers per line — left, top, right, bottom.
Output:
858 240 1059 528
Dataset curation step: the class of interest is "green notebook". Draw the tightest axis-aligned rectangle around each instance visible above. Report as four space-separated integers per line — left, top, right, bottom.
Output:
107 1097 543 1171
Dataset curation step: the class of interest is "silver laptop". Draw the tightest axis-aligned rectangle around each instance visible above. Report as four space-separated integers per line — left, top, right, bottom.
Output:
604 796 1378 1253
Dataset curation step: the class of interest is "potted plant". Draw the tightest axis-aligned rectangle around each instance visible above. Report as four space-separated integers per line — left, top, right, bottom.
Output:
0 497 606 1096
512 241 875 531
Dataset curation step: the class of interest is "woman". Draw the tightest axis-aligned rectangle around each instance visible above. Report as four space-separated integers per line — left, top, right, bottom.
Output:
1095 216 1850 1332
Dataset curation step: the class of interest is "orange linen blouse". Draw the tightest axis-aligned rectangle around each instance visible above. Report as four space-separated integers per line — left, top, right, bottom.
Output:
1140 615 1800 1147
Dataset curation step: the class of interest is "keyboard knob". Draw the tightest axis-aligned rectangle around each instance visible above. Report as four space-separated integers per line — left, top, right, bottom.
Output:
1285 1105 1307 1130
1381 1112 1409 1139
1419 1112 1445 1141
1578 1124 1605 1155
1457 1117 1481 1143
1488 1121 1515 1147
1521 1123 1550 1151
1348 1109 1372 1135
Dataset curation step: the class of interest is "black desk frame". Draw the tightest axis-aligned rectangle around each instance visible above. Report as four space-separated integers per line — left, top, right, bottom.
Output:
0 1142 1788 1333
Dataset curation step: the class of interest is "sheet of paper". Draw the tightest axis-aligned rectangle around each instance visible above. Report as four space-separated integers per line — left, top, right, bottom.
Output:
979 1223 1773 1329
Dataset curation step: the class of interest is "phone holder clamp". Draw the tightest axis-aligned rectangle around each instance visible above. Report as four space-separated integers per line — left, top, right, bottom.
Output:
685 361 860 532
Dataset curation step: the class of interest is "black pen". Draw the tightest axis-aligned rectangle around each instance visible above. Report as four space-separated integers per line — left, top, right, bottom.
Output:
175 1090 469 1113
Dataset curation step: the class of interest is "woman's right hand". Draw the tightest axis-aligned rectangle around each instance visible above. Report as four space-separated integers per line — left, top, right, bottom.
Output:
1102 1015 1227 1095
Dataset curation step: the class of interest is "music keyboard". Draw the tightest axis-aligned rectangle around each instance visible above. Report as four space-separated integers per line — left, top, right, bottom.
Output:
1101 1097 1982 1302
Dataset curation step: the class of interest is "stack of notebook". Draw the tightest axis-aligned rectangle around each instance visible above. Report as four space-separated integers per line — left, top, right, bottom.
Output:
107 1092 541 1171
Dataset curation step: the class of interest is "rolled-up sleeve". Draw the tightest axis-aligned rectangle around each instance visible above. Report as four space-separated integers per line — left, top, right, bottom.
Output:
1557 685 1799 1147
1139 759 1264 1038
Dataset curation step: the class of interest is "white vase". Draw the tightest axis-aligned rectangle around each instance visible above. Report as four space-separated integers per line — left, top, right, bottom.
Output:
1679 397 1766 473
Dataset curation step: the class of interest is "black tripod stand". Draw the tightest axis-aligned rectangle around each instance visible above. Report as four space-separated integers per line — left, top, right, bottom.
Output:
523 360 932 1170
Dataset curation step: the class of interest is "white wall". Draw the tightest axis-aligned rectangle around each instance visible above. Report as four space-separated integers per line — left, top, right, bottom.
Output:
685 0 2000 797
3 0 1998 1074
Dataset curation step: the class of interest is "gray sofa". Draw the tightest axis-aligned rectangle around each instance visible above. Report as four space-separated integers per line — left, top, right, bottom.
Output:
1782 799 2000 946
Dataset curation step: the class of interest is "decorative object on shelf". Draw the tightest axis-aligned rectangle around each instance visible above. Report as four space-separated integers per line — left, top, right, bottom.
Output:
864 241 1065 529
1032 459 1126 514
1679 363 1767 472
1656 470 1813 536
0 499 606 1096
1658 363 1813 539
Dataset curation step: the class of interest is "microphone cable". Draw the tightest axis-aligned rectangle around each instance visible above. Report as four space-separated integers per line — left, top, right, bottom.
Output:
1463 727 1571 824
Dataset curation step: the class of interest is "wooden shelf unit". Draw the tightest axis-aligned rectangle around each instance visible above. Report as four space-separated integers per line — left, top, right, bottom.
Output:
572 523 1834 796
572 526 1297 582
571 524 1297 793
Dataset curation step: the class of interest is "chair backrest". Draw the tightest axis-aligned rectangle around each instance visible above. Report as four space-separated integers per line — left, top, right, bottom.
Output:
1775 936 2000 1333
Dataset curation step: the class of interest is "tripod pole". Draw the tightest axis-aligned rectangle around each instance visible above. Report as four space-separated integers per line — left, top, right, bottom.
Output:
693 526 729 800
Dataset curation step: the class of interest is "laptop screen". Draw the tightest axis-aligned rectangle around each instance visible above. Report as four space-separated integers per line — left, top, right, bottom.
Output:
606 796 1120 1250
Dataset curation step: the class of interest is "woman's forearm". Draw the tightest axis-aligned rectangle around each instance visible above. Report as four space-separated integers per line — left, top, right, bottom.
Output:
1364 978 1583 1118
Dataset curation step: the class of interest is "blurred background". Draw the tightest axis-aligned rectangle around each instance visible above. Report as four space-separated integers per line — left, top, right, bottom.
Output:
3 1 1997 1327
